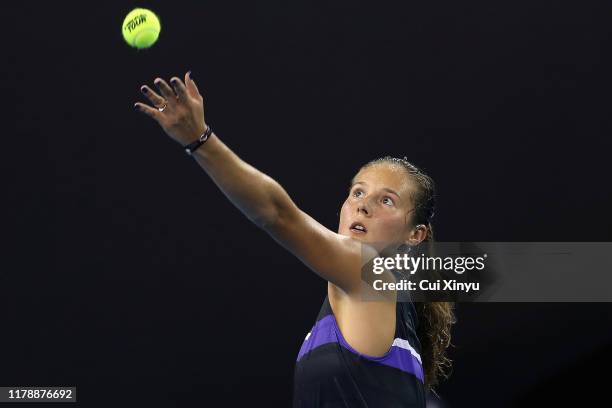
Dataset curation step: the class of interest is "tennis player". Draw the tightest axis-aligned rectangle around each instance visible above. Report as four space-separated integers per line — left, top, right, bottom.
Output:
134 72 455 407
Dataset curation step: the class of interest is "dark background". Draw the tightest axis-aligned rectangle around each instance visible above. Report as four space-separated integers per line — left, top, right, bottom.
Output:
5 0 612 406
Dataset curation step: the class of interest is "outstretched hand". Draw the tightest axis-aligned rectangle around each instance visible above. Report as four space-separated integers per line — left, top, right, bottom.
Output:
134 71 207 146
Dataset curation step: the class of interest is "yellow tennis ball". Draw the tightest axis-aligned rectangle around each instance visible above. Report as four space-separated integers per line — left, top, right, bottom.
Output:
122 8 161 49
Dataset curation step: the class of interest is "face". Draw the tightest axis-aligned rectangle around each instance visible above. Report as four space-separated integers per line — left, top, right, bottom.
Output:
338 163 417 249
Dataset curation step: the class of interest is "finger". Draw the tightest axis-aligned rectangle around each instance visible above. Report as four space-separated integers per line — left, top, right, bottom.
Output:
169 76 188 100
134 102 161 120
140 85 166 107
185 71 201 99
153 78 177 102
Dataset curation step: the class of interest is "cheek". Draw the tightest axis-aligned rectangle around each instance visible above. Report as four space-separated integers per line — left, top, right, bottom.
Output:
339 200 351 224
375 214 405 235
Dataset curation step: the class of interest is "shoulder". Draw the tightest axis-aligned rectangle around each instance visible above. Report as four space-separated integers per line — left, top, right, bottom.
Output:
329 282 398 357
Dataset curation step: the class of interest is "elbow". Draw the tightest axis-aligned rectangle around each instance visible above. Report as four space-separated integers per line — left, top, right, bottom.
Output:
252 208 280 230
252 181 297 231
253 199 297 232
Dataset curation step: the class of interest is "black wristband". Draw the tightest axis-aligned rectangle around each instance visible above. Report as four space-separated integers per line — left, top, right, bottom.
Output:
184 125 213 155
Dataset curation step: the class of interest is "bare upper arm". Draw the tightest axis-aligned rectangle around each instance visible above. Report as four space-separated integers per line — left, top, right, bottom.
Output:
262 201 378 294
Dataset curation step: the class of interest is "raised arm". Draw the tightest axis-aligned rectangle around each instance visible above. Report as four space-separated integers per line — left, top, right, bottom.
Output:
134 72 372 294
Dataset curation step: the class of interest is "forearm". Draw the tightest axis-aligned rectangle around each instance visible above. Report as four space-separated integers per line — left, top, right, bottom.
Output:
191 132 293 228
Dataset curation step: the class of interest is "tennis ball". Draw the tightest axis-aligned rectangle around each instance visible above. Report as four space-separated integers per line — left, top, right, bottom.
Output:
122 8 161 49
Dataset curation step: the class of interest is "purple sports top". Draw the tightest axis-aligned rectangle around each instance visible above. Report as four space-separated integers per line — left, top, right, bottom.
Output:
293 279 426 407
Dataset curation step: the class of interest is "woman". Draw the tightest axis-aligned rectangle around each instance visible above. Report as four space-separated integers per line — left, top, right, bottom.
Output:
134 71 455 407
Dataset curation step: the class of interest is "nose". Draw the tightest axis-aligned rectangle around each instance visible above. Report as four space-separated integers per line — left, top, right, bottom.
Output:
357 201 371 216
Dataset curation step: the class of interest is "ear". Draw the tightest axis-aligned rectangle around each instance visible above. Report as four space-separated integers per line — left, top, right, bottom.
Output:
407 224 428 245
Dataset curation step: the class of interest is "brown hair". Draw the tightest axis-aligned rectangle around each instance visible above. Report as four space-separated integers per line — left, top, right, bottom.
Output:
360 156 456 390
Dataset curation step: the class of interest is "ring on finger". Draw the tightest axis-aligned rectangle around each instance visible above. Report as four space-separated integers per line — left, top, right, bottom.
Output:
157 102 168 112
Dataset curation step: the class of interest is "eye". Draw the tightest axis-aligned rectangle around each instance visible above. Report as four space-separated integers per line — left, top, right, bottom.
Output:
352 189 364 198
382 197 395 206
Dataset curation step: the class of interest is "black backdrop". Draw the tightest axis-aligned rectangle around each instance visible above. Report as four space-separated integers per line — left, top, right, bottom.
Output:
5 0 612 406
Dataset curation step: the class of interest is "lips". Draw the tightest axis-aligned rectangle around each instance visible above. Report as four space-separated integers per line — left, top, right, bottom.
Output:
349 222 367 234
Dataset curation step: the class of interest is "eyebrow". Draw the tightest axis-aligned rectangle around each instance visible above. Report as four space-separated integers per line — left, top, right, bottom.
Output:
351 181 401 199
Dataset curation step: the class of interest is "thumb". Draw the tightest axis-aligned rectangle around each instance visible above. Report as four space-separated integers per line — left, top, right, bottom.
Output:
185 70 201 98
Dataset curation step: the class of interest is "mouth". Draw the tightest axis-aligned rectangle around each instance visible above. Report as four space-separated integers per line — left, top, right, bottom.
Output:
349 222 368 234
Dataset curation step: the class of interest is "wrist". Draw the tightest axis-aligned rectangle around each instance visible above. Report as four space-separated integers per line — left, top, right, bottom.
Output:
184 124 212 155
